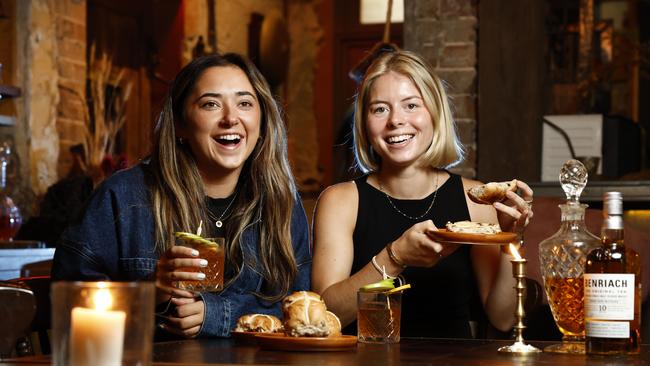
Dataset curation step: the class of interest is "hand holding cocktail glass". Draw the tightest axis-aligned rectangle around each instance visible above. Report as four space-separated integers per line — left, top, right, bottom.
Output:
155 223 225 298
154 225 224 337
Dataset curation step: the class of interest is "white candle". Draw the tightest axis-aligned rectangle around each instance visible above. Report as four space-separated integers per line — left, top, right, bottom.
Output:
69 288 126 366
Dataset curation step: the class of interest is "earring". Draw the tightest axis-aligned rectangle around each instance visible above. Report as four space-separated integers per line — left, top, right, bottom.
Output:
178 137 184 145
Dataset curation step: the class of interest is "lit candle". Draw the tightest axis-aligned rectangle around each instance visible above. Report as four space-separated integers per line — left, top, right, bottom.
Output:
70 285 126 366
509 244 522 260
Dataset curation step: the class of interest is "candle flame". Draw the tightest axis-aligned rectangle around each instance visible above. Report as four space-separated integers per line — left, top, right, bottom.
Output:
509 244 522 260
92 289 113 311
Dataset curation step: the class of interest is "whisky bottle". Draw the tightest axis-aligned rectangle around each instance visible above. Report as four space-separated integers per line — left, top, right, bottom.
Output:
584 192 642 355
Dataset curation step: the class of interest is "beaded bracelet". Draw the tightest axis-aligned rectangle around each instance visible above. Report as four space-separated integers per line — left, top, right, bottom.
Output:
386 241 407 269
371 255 397 279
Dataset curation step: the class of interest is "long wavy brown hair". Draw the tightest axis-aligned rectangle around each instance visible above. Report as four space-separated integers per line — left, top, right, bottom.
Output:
149 54 298 301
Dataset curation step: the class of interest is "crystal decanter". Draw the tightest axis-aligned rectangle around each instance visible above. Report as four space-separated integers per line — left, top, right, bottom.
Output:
538 159 600 354
0 141 21 241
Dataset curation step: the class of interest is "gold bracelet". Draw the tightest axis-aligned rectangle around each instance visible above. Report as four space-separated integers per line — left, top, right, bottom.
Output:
386 241 407 269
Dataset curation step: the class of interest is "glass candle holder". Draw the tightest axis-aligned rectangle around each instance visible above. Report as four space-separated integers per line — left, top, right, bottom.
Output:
51 281 155 366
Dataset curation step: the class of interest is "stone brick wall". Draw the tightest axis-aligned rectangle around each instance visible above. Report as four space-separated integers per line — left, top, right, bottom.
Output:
53 0 87 180
286 1 322 193
404 0 478 178
10 0 87 216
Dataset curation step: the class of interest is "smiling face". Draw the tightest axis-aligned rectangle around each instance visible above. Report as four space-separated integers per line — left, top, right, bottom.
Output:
179 65 261 179
365 71 434 169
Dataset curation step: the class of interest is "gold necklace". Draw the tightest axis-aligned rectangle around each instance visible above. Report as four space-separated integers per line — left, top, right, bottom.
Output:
378 173 439 221
208 192 238 228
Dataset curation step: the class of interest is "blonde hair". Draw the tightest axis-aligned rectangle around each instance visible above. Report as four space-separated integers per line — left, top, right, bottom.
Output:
149 54 298 302
353 50 464 173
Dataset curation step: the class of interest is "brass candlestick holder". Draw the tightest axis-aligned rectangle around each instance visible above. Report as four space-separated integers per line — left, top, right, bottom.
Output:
498 254 542 356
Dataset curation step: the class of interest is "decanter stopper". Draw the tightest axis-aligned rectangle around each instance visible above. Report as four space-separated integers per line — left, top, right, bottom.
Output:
559 159 588 203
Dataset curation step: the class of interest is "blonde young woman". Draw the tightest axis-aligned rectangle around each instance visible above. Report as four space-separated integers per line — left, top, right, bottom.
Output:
52 54 311 338
312 51 533 338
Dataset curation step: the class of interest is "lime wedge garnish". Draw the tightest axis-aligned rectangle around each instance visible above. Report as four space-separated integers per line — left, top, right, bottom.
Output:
360 278 395 292
174 232 216 246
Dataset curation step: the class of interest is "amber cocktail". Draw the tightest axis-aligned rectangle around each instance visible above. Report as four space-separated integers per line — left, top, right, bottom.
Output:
175 234 224 292
357 290 402 343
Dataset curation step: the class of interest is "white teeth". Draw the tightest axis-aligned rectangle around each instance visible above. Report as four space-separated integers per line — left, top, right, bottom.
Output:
387 134 413 143
218 134 241 141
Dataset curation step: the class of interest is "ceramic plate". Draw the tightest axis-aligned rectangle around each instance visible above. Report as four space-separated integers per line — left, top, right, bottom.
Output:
426 229 518 245
255 334 357 352
231 331 282 344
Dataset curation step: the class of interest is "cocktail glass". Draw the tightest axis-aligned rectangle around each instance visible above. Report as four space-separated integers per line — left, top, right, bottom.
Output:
357 290 402 344
176 237 225 292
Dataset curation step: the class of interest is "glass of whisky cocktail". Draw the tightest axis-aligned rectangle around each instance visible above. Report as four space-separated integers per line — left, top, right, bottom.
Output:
175 235 225 292
357 289 402 343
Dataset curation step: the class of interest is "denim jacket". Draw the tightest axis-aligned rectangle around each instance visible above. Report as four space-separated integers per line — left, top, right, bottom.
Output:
51 163 312 337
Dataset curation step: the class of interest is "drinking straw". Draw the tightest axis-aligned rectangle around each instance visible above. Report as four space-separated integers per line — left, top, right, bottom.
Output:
385 283 411 336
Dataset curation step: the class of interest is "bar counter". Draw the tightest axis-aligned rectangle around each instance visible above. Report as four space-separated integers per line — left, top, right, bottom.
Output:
4 338 650 365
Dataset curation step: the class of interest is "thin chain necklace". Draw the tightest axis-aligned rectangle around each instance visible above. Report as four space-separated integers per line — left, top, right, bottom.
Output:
378 172 439 221
208 192 238 228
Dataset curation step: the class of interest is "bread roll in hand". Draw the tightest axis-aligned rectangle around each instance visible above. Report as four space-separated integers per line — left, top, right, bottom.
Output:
234 314 283 333
467 180 516 205
282 291 331 337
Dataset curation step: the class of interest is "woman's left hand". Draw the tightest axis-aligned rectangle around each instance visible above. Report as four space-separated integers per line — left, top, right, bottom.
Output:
493 180 534 234
160 297 205 338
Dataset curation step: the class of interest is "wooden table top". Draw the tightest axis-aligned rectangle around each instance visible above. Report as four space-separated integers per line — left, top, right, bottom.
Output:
4 337 650 365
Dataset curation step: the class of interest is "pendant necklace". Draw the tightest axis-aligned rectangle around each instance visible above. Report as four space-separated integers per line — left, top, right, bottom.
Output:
378 172 439 221
208 192 238 228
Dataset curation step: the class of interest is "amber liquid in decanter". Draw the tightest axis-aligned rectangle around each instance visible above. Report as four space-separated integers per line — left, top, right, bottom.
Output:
544 277 585 335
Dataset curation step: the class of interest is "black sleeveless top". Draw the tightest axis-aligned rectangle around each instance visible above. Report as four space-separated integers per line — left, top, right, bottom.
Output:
350 172 483 338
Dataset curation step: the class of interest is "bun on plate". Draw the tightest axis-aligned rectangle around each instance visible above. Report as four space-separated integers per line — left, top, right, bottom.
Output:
234 314 283 333
282 291 331 337
324 311 342 337
467 180 516 205
446 220 501 234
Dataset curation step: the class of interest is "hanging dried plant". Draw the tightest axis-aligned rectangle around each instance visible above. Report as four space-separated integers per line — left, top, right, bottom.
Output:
61 43 132 183
83 43 132 176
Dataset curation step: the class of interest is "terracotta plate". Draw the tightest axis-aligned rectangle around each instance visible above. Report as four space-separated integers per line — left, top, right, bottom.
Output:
231 331 282 344
426 229 518 245
255 334 357 352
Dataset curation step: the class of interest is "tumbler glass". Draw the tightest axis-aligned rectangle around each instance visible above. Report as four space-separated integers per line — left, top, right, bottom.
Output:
176 236 225 292
357 289 402 343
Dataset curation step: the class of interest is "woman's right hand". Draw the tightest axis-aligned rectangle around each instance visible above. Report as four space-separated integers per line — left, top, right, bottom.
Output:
155 246 207 303
390 220 458 267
